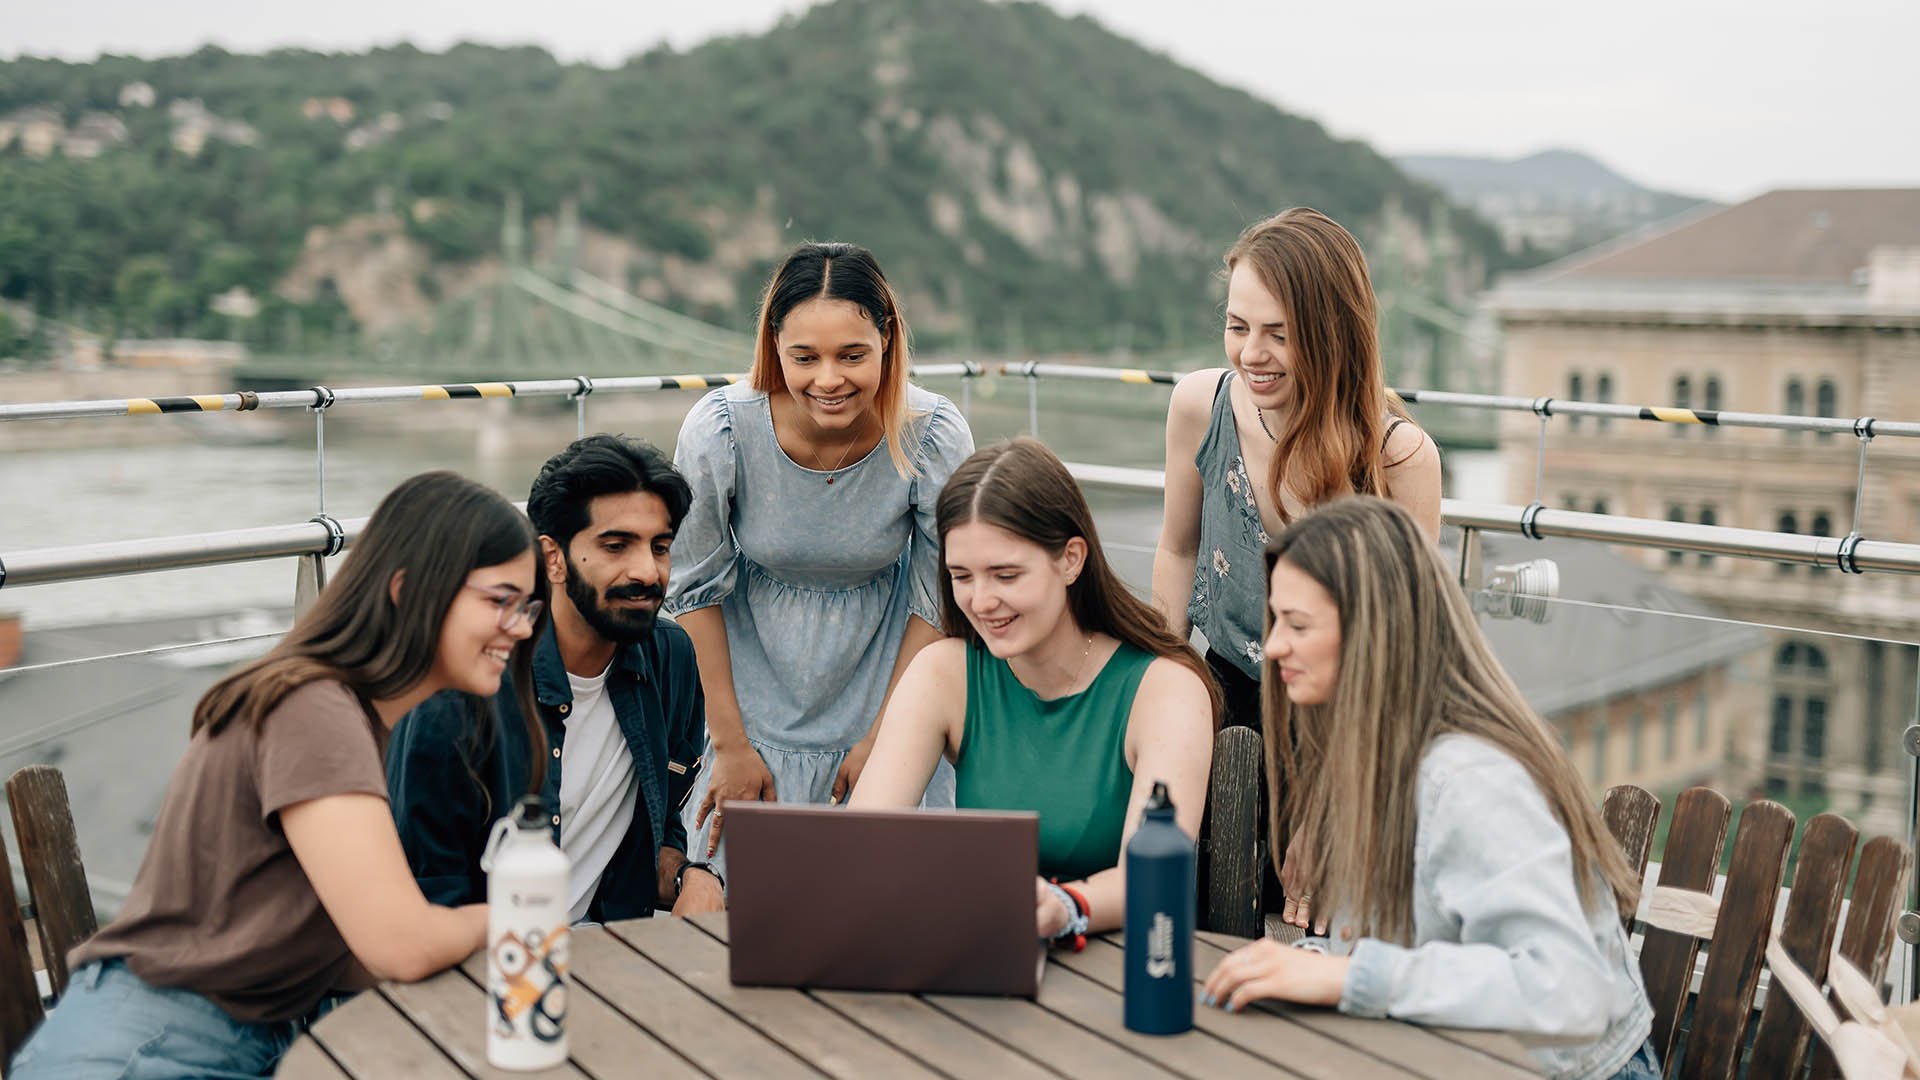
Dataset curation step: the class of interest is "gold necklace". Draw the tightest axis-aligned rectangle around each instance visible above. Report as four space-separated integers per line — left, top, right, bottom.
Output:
810 435 858 485
1070 632 1096 688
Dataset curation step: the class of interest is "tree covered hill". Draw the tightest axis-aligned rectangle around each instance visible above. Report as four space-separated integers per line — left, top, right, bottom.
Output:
0 0 1516 359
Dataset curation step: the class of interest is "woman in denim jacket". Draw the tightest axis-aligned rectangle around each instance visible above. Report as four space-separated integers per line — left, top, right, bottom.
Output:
1200 497 1659 1080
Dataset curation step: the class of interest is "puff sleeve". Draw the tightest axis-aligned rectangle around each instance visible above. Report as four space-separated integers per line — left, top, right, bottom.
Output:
666 388 741 615
905 395 976 628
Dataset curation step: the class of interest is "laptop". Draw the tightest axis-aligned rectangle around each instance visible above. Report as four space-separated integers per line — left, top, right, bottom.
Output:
723 801 1047 997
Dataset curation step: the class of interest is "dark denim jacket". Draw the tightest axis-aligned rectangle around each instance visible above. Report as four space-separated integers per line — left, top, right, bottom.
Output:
386 619 706 922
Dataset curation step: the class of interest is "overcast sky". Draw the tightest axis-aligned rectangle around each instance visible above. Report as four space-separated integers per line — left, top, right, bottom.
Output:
4 0 1915 202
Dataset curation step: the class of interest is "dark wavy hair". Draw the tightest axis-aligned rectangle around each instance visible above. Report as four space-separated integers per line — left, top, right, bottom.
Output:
526 434 692 550
935 438 1221 725
750 240 918 476
193 471 550 788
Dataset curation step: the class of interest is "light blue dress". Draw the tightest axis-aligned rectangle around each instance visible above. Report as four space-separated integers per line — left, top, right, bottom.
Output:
667 381 974 876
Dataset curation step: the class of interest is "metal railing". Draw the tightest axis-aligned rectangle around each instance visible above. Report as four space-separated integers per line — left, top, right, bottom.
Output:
7 359 1920 993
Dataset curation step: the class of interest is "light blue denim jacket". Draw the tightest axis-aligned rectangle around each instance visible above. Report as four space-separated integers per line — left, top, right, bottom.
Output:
1327 734 1653 1080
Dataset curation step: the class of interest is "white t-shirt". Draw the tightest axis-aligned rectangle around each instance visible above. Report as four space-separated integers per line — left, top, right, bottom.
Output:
559 661 640 924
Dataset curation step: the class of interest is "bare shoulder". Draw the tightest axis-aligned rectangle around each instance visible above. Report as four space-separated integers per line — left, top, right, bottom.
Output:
1170 367 1229 422
1133 656 1213 732
907 637 970 688
1385 418 1439 472
1166 367 1228 452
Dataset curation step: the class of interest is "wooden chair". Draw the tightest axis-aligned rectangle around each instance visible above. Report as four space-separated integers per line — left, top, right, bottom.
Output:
0 831 44 1071
1204 725 1264 938
5 765 97 999
1625 787 1914 1080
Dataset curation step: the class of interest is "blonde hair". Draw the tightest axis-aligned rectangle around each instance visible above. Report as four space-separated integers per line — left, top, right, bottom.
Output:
750 241 918 476
1225 209 1414 519
1263 497 1639 942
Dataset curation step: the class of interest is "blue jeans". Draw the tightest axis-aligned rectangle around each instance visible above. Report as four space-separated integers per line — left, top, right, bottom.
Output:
1608 1037 1662 1080
8 959 309 1079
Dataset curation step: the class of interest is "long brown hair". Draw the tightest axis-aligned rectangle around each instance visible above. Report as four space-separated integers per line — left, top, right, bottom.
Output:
193 472 551 792
1263 497 1638 941
1226 208 1412 521
937 438 1222 725
750 241 918 477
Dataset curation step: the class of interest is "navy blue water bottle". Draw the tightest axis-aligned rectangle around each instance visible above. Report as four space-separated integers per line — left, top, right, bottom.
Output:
1125 781 1194 1034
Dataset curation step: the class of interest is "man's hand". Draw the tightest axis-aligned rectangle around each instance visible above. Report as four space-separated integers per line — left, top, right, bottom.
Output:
830 736 876 804
670 866 725 917
695 743 776 856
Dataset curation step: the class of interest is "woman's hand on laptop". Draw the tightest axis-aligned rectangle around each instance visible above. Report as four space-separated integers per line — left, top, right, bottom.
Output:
697 743 777 855
1035 877 1070 938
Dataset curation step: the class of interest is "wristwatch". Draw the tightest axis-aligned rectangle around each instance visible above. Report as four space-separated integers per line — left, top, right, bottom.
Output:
674 860 724 898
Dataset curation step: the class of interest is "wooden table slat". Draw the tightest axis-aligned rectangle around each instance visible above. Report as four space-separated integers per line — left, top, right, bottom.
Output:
567 919 827 1078
380 968 588 1080
1059 938 1410 1080
298 913 1537 1079
456 945 707 1080
274 1037 352 1080
1028 961 1295 1078
302 985 471 1080
1189 935 1538 1080
688 913 1064 1080
605 916 941 1080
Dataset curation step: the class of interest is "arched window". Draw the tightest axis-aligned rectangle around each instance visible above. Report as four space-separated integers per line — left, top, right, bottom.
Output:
1703 376 1723 438
1698 504 1718 566
1567 372 1584 430
1785 378 1806 442
1596 373 1614 430
1776 512 1798 574
1591 497 1609 516
1667 504 1688 565
1672 376 1692 438
1816 378 1838 441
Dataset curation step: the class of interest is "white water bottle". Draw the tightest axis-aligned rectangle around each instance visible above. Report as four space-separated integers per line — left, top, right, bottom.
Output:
480 795 571 1071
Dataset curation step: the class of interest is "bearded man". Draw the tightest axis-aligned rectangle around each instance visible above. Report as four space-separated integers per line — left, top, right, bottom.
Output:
389 435 721 922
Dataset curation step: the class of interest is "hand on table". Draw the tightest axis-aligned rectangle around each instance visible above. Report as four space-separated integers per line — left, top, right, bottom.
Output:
1200 937 1349 1012
1034 877 1071 939
830 736 875 804
670 866 725 917
696 743 776 856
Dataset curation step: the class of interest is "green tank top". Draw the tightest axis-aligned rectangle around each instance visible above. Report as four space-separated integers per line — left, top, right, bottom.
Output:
954 641 1154 881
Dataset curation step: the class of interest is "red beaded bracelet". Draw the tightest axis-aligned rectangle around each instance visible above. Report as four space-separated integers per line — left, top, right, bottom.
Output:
1052 879 1091 953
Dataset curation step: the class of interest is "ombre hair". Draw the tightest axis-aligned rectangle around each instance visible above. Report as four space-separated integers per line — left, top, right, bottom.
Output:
1226 209 1414 519
1262 497 1638 942
936 438 1222 725
751 241 918 477
193 471 551 791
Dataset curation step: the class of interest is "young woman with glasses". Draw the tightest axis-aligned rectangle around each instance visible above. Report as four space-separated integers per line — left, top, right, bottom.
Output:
9 471 550 1079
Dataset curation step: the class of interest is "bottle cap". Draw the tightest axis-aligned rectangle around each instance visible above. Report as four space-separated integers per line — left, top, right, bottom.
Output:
1144 780 1174 818
510 794 547 830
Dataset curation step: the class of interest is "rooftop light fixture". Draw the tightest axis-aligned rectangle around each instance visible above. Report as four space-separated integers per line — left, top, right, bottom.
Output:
1475 558 1559 624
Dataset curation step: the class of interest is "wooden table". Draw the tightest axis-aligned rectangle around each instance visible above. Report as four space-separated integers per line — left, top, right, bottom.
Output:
278 914 1539 1079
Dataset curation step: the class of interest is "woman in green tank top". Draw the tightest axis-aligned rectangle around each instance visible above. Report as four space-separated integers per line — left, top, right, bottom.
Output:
853 439 1218 943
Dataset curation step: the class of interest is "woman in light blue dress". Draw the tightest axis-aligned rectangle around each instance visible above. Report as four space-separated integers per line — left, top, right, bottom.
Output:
667 242 973 876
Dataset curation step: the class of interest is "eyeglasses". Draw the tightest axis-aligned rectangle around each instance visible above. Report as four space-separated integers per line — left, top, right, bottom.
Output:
463 584 545 631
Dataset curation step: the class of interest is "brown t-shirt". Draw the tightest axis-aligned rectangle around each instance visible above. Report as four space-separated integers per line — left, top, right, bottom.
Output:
72 679 391 1023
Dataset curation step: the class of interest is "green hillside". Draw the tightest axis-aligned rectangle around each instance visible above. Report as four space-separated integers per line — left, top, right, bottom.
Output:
0 0 1515 362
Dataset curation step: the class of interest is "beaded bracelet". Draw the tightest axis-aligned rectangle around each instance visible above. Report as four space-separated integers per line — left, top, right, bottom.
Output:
1044 879 1090 951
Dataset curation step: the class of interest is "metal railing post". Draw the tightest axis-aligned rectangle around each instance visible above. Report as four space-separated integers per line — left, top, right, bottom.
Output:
1025 362 1040 438
1457 526 1483 591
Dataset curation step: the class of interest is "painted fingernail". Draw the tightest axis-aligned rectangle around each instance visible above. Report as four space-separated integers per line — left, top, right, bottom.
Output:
1225 1001 1238 1013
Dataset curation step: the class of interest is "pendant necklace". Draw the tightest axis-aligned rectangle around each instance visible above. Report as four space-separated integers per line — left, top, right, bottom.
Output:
812 432 859 484
1255 404 1277 442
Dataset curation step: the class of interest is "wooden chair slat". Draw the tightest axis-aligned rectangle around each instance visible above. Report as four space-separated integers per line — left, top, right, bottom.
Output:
1678 798 1795 1080
5 766 96 996
0 837 45 1069
1809 835 1915 1080
1748 812 1856 1079
1602 784 1662 885
1205 726 1263 938
1639 786 1732 1067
